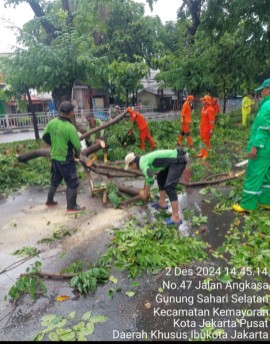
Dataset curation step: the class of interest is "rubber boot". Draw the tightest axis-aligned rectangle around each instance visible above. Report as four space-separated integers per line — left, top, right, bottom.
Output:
66 188 86 212
187 136 193 146
103 153 108 163
92 152 98 161
196 149 204 158
177 135 183 145
46 185 58 206
202 148 209 159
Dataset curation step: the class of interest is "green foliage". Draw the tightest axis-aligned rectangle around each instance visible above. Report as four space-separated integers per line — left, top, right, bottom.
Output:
38 226 77 244
61 260 84 274
214 213 270 275
33 310 108 341
69 267 110 294
12 246 40 257
98 220 208 279
106 181 122 208
0 140 51 196
7 261 47 301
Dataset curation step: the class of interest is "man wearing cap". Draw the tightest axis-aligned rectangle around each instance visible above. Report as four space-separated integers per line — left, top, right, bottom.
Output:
177 95 194 146
197 95 215 159
124 149 188 226
42 101 85 212
126 107 156 151
233 78 270 213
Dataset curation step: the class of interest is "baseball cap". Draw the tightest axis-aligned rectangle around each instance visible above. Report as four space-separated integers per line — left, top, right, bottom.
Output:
124 152 136 170
59 101 74 114
255 78 270 92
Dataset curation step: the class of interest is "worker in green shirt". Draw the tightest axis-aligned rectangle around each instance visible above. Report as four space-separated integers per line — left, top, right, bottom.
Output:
85 117 108 162
124 149 188 226
42 101 85 212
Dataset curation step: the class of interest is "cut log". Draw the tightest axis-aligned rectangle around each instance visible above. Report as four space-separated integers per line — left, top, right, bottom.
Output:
81 138 107 158
116 184 140 196
17 149 50 162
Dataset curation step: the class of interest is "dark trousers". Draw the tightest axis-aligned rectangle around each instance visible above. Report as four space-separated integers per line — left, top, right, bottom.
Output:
50 159 79 189
157 155 187 202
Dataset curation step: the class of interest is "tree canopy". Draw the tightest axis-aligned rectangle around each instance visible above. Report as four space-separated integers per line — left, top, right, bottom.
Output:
1 0 270 107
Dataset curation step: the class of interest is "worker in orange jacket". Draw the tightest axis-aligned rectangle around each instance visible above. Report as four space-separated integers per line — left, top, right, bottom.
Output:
197 95 215 159
126 107 156 151
212 97 221 121
177 95 194 146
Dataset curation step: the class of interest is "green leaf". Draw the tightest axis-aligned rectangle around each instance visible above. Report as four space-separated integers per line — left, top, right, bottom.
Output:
108 288 114 298
125 291 135 297
86 322 95 334
68 311 77 320
131 281 140 287
33 331 45 341
82 310 92 321
77 334 88 341
48 332 59 341
89 315 108 324
41 314 59 327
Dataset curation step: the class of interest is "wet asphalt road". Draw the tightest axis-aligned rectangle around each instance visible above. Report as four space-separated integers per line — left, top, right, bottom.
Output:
0 182 269 342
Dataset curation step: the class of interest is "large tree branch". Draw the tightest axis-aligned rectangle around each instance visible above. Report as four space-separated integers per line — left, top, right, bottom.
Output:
79 110 128 141
28 0 56 37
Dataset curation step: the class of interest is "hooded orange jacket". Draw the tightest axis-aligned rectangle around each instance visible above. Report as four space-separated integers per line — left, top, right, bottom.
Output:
181 101 192 124
130 111 148 131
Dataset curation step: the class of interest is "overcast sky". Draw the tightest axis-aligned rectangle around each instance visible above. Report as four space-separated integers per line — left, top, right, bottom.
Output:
0 0 181 53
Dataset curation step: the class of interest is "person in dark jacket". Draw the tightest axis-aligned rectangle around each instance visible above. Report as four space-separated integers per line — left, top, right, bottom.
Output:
42 101 85 212
124 149 188 226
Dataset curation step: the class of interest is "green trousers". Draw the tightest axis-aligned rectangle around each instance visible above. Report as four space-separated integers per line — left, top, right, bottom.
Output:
240 156 270 210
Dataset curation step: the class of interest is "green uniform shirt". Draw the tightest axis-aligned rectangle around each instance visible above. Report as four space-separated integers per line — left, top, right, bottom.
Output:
247 95 270 158
42 117 81 161
139 149 178 186
86 118 104 143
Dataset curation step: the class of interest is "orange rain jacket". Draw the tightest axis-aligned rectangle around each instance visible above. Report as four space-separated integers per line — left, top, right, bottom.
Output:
200 104 215 149
130 111 156 150
180 100 192 133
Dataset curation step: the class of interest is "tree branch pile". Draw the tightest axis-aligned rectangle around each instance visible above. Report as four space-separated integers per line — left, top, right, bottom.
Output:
16 109 246 207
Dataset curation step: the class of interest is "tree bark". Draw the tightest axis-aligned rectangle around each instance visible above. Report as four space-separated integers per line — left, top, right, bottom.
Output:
81 139 107 157
79 110 128 141
26 89 40 140
17 149 50 162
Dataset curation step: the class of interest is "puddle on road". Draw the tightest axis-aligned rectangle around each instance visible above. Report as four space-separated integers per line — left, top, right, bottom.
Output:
135 187 234 250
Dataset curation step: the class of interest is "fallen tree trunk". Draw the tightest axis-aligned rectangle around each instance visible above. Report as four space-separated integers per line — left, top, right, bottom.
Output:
116 184 140 196
17 149 50 162
79 110 128 141
20 271 77 278
179 171 245 187
92 162 143 177
17 139 107 165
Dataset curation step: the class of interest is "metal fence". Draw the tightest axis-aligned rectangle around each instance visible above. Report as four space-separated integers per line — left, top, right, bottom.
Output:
0 101 243 133
0 106 154 133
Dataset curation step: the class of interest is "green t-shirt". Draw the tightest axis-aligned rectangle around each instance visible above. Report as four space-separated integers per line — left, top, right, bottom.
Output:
42 117 81 161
